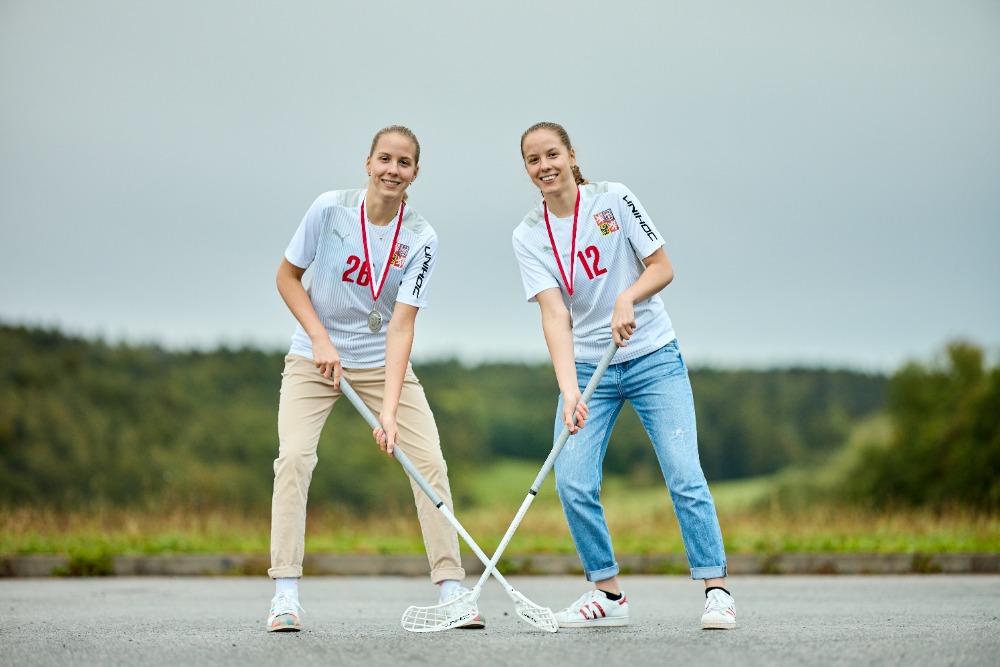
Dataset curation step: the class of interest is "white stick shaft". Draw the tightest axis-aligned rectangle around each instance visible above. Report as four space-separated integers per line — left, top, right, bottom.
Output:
474 340 619 587
470 493 535 591
338 378 519 596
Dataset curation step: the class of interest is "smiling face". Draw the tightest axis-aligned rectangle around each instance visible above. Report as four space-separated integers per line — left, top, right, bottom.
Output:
521 128 577 199
365 131 419 202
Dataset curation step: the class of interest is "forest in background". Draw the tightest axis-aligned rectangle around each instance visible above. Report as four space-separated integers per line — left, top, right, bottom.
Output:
1 322 996 516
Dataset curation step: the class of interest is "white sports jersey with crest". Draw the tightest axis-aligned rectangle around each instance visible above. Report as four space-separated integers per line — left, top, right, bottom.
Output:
512 182 675 364
285 189 437 368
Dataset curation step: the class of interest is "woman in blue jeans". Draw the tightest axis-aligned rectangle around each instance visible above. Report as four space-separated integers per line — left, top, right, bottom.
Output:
512 122 736 630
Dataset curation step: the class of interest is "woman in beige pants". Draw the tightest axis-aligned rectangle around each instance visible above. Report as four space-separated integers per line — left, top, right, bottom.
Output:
266 125 481 632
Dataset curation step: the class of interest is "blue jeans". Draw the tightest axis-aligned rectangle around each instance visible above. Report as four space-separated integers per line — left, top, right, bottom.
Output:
553 340 727 581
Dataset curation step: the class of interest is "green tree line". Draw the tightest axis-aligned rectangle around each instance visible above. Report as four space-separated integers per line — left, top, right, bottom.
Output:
842 342 1000 510
0 323 895 513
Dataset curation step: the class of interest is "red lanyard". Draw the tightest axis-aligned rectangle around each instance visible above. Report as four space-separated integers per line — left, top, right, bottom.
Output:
359 197 405 304
543 187 581 295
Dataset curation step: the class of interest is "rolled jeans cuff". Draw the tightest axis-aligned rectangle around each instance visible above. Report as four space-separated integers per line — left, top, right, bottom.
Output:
585 562 620 582
690 564 727 580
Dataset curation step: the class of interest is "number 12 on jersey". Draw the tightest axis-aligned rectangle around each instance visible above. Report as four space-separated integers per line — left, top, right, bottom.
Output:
577 245 607 280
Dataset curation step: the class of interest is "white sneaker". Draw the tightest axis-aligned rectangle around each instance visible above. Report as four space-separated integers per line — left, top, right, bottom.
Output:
555 589 629 628
440 586 485 629
266 590 303 632
701 588 736 629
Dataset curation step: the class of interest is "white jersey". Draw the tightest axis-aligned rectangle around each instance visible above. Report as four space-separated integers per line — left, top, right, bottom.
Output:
512 181 675 364
285 189 437 368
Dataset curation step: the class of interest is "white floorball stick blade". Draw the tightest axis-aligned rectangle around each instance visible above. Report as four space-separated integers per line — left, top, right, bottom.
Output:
509 588 559 633
400 588 479 633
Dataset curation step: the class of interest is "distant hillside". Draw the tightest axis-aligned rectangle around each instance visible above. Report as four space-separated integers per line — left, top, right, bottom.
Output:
0 323 886 512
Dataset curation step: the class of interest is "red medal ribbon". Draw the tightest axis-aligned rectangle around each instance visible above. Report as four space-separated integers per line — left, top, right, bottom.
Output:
543 187 581 296
360 197 405 306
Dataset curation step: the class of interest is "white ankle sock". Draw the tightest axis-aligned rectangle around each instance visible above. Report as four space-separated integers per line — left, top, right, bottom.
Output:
438 579 461 602
275 577 299 596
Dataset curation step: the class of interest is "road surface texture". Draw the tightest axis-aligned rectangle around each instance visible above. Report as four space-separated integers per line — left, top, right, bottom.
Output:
1 575 997 666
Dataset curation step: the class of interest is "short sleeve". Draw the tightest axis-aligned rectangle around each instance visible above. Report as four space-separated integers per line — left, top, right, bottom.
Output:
284 194 329 269
396 232 438 308
512 229 560 303
614 184 664 261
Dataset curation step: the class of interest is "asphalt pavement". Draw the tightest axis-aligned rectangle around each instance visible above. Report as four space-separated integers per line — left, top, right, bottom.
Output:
1 575 998 666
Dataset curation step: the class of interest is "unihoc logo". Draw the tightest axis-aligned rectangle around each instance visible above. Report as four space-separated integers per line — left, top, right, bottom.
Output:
390 242 409 268
412 245 433 297
594 209 619 236
622 195 658 241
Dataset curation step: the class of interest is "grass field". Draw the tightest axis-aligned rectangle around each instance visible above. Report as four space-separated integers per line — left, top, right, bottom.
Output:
3 462 998 561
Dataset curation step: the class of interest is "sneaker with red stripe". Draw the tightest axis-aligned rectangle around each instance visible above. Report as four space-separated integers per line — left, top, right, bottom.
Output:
555 589 629 628
701 588 736 629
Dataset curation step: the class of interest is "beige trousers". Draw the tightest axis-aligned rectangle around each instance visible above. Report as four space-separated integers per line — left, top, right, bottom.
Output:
268 354 465 582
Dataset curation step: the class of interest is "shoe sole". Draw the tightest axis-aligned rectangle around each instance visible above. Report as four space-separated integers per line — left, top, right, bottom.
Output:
701 620 736 630
267 613 301 632
558 617 629 628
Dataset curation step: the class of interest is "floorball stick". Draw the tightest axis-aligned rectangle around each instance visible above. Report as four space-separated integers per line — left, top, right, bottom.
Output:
469 340 619 602
337 377 558 633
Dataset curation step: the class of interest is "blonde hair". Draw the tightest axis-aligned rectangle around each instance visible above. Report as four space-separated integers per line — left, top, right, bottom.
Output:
520 121 587 185
369 125 420 164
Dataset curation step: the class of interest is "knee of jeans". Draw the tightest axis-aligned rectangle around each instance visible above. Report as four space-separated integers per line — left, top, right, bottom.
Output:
555 475 599 506
659 443 707 485
668 478 714 506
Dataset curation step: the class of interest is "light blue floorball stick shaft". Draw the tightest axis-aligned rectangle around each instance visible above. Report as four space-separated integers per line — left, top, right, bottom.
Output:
338 377 558 633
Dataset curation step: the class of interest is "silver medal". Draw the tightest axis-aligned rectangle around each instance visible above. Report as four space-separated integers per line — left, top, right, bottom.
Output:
367 310 383 333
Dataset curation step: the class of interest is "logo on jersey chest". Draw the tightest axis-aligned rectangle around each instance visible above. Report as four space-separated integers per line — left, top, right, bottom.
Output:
594 209 620 236
390 242 409 268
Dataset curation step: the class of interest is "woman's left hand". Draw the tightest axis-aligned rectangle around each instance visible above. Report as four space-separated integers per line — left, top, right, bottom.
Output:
373 413 399 457
611 296 636 347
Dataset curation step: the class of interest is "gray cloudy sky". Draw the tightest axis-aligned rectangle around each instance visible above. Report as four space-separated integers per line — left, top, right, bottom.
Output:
2 0 998 370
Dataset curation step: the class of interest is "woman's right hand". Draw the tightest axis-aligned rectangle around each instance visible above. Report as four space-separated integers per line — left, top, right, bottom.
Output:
312 337 342 387
562 390 588 434
277 258 343 387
